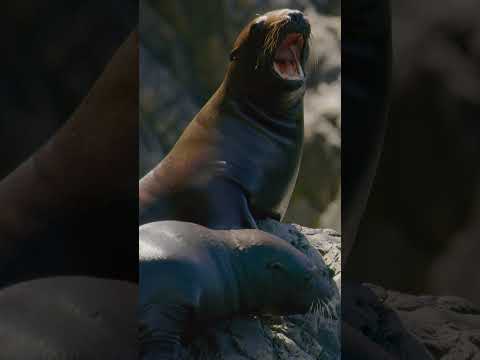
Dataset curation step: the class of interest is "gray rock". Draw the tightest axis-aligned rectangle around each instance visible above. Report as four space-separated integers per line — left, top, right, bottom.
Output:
382 287 480 359
345 282 480 359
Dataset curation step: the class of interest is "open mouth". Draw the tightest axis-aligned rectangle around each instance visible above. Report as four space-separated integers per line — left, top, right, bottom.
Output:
273 33 305 81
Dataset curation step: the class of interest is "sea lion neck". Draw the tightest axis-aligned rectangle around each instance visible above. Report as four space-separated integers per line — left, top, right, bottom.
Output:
222 65 305 117
224 236 269 313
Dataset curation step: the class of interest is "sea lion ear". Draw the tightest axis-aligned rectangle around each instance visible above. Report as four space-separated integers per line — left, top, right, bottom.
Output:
230 47 240 61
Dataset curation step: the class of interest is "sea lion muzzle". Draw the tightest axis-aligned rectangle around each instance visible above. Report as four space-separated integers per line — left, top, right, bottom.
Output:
269 10 310 81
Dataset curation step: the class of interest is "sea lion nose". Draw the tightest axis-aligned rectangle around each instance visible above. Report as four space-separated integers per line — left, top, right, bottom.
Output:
287 10 305 23
304 272 313 282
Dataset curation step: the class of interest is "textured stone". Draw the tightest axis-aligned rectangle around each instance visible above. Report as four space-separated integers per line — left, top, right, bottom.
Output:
344 282 480 359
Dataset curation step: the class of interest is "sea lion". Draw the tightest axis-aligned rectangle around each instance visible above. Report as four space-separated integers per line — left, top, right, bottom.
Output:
139 9 311 228
139 221 336 360
0 31 138 285
0 276 137 360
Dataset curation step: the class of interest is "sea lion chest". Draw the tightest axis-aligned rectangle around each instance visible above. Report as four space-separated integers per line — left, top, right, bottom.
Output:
174 93 304 220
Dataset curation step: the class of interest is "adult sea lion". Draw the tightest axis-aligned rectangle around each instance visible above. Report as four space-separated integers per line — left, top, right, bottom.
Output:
0 276 137 360
139 221 336 360
139 9 311 228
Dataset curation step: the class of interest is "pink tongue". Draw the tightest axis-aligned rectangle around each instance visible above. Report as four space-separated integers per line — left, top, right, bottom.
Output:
275 60 297 77
275 45 295 62
275 34 302 60
273 34 303 77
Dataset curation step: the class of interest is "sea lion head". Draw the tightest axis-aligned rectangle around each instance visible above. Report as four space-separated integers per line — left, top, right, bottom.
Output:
227 9 311 101
231 230 335 315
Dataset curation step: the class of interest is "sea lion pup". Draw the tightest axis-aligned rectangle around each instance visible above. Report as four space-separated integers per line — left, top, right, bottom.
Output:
139 9 311 228
0 31 138 284
0 277 137 360
139 221 336 360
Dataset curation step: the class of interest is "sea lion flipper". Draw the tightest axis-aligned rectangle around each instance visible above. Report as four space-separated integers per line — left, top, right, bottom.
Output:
140 302 192 360
204 178 258 229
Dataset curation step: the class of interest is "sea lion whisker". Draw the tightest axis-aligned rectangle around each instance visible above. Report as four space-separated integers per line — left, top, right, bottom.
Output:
263 19 288 55
322 299 328 320
324 299 333 320
327 301 334 320
326 298 338 320
312 299 322 320
328 300 334 320
317 300 323 322
307 300 320 328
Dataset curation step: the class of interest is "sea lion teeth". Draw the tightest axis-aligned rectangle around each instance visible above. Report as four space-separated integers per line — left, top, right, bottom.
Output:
274 55 303 80
272 32 305 80
290 44 304 78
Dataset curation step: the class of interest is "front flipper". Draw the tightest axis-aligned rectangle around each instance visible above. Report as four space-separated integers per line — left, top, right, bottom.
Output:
203 178 258 230
139 303 193 360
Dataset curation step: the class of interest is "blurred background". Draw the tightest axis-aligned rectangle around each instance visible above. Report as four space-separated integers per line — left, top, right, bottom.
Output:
346 0 480 306
0 1 138 284
139 0 341 231
0 1 136 179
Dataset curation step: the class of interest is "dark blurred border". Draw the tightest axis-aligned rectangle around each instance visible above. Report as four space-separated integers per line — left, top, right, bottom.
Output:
0 1 137 178
343 0 480 358
0 1 138 282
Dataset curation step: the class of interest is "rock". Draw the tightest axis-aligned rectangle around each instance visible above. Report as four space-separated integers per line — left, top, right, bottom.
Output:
382 287 480 359
344 282 480 359
179 220 341 360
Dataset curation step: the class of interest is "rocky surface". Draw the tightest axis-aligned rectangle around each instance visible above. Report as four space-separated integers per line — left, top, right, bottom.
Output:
384 289 480 359
345 282 480 359
179 220 342 360
139 0 341 230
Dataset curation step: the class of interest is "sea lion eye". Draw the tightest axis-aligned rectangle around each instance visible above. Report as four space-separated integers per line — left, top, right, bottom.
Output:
253 15 266 26
250 16 266 34
304 273 313 282
229 48 240 61
267 261 287 272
